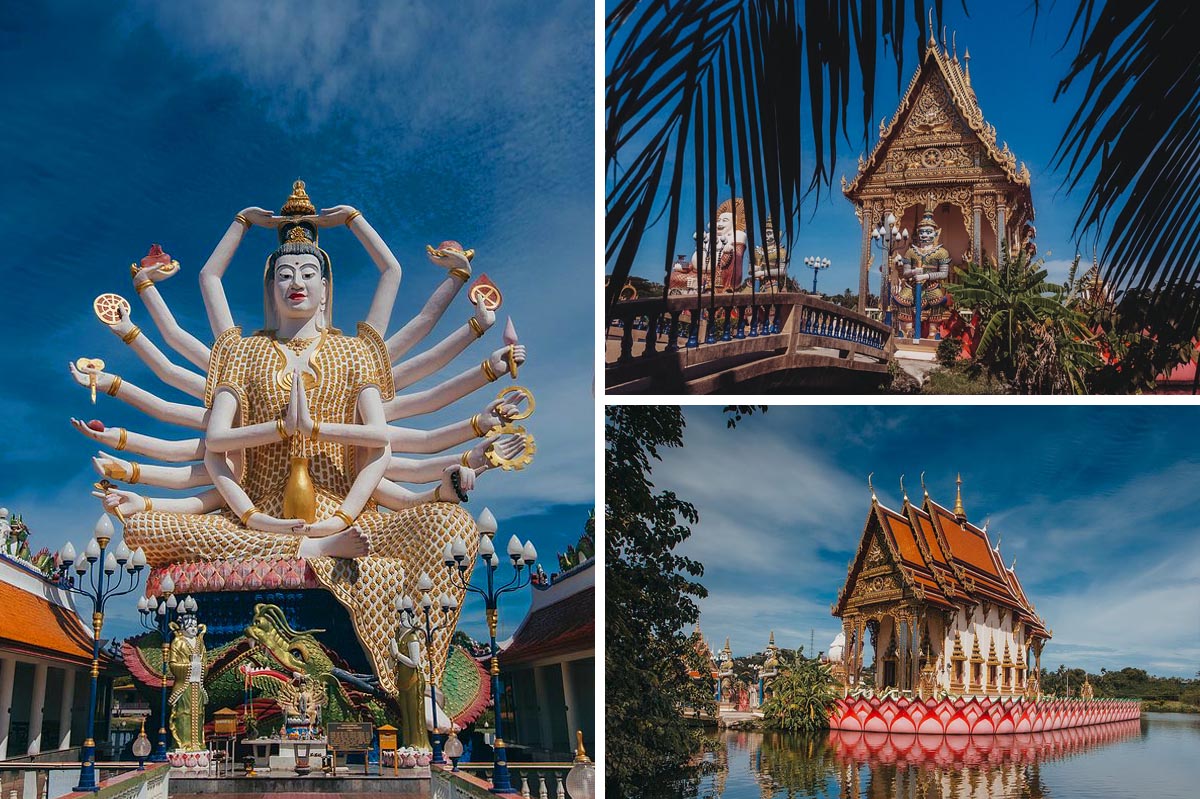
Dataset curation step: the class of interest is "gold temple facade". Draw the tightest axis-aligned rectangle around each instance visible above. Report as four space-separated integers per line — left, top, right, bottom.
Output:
842 33 1035 313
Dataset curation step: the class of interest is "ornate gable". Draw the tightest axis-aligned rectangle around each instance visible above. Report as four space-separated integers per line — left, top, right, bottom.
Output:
843 39 1030 197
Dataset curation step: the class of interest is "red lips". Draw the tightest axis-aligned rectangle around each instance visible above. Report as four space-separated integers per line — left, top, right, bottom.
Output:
288 292 306 301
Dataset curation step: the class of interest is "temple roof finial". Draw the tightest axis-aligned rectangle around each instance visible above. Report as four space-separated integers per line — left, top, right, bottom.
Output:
768 630 775 645
952 31 958 61
868 472 877 503
928 8 936 47
920 471 928 496
964 47 972 86
954 473 966 519
900 474 908 504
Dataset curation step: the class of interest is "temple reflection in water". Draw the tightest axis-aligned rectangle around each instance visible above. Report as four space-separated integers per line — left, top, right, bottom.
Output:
731 720 1141 799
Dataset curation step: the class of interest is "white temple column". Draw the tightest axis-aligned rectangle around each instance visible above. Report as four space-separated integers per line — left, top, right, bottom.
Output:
996 197 1007 263
57 668 76 750
973 203 982 265
560 660 579 745
858 206 872 313
27 663 47 755
0 658 15 759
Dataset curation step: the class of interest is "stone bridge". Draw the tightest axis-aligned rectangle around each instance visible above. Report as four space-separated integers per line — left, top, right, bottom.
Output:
605 293 894 394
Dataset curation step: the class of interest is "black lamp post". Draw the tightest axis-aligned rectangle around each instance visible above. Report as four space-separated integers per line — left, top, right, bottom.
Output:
58 514 147 792
443 507 537 794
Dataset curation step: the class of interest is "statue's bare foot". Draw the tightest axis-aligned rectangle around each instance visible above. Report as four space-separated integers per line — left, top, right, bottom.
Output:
299 527 369 559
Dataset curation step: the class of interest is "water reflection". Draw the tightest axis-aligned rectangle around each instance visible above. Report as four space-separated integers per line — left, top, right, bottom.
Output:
696 721 1144 799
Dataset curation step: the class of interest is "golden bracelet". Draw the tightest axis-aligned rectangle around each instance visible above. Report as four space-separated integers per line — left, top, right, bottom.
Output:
235 213 250 229
129 462 141 484
116 428 128 451
468 317 486 339
121 325 142 345
481 359 499 383
333 510 356 529
433 486 443 502
239 506 260 526
106 377 123 396
142 497 153 513
470 414 486 437
461 451 472 468
310 420 321 441
345 210 362 226
134 279 154 294
449 267 471 282
276 419 290 441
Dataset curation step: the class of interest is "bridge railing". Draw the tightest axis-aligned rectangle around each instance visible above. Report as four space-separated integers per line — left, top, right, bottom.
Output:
605 292 893 392
606 293 892 361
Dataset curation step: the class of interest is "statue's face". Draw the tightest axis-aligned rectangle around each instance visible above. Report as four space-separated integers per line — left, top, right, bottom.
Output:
765 227 775 247
917 225 936 245
715 212 733 240
182 617 198 638
274 254 326 320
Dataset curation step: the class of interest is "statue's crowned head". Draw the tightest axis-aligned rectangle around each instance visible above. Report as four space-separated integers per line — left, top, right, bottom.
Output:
915 210 941 246
265 181 334 330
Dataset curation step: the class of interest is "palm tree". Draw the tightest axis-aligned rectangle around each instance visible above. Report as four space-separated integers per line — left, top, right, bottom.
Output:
952 252 1099 393
605 0 953 315
607 1 1200 326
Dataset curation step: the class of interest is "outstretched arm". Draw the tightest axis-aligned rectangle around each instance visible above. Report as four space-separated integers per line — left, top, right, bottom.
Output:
383 345 525 421
71 418 204 462
198 208 276 338
385 434 522 483
95 487 224 517
131 261 213 369
392 302 495 390
372 468 468 511
385 248 476 361
388 395 523 453
109 311 206 399
69 363 207 430
317 207 402 335
92 452 212 489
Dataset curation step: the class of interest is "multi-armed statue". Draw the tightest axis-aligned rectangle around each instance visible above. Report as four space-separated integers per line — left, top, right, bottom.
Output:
69 181 535 702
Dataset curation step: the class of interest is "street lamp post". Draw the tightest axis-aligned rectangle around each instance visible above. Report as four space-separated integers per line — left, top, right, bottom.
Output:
803 256 831 296
58 514 147 792
137 583 197 762
870 213 909 330
443 507 537 794
392 576 457 764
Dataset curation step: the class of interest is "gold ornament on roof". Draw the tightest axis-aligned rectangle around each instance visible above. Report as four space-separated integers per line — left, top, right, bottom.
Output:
281 180 316 216
954 473 966 518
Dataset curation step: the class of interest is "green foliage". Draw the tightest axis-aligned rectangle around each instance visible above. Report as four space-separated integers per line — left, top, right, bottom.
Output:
953 252 1100 394
1038 665 1199 708
605 406 710 795
921 362 1013 394
935 336 963 368
558 511 596 571
759 656 839 734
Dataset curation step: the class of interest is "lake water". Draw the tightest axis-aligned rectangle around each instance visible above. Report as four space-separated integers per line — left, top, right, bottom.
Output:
670 713 1198 799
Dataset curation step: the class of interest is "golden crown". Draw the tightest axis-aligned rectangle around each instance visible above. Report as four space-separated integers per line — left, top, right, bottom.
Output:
285 225 314 245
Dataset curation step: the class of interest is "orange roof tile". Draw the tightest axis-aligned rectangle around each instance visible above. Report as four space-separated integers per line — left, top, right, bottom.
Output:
0 581 94 666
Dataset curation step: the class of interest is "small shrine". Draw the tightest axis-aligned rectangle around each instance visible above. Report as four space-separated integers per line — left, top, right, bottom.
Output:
716 638 735 708
831 475 1051 698
842 27 1035 336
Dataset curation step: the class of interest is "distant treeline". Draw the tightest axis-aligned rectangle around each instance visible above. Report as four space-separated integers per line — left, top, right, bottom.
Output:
1040 666 1198 708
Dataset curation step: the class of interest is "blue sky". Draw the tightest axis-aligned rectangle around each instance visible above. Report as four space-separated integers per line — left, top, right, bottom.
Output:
0 0 593 645
609 2 1103 291
652 406 1200 678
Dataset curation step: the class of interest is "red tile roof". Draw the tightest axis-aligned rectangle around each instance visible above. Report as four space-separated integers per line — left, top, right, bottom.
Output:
0 581 95 666
500 586 595 667
835 493 1048 638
